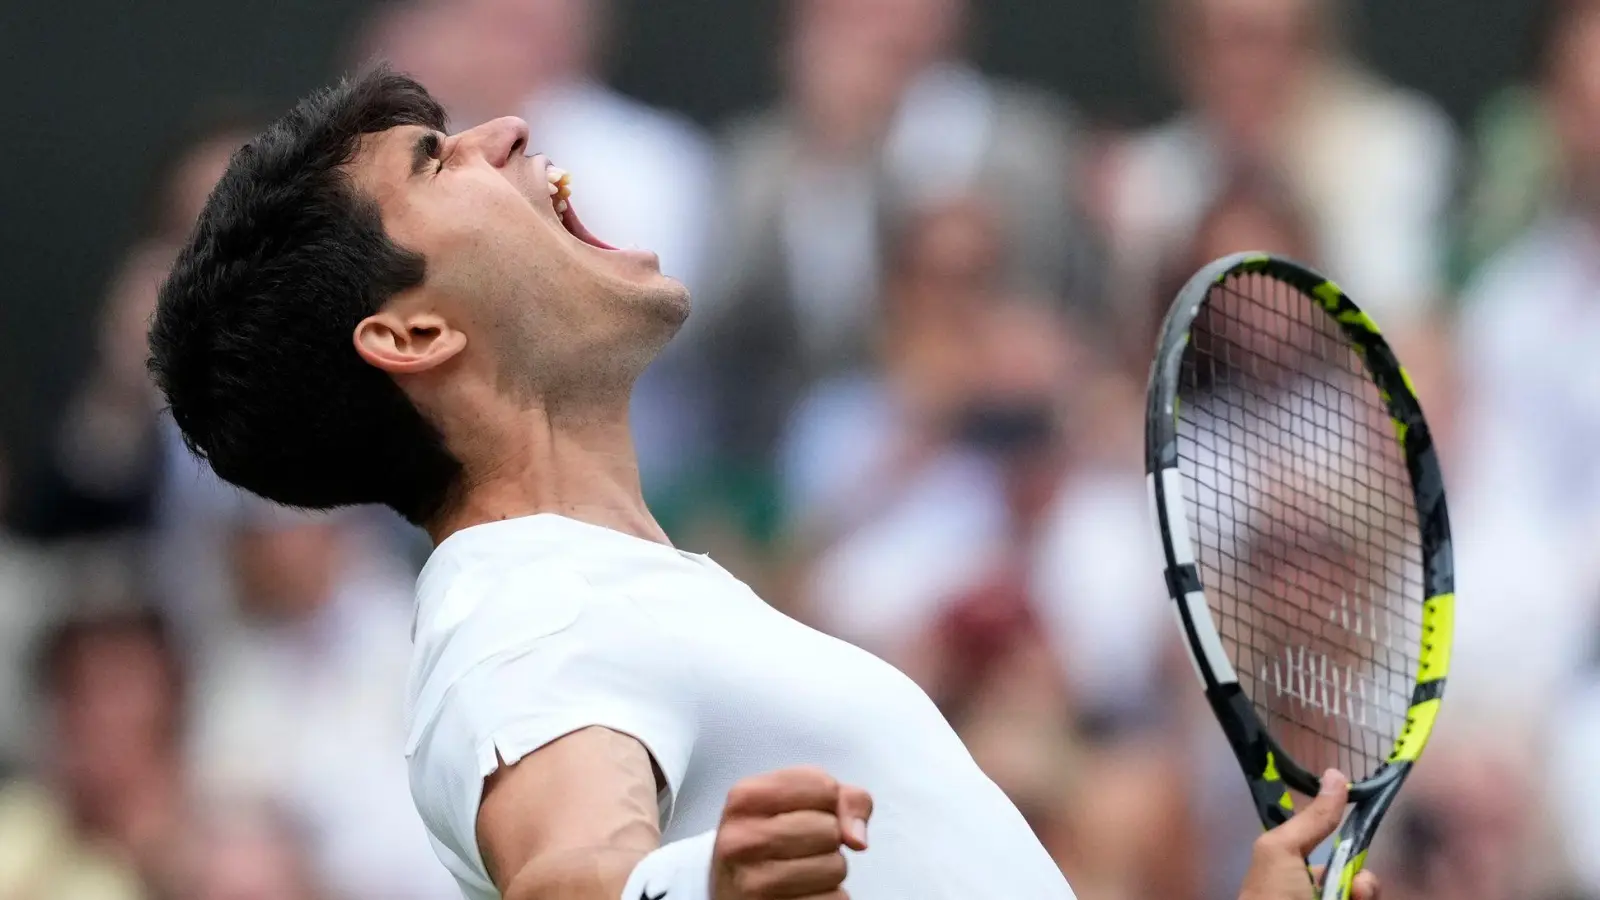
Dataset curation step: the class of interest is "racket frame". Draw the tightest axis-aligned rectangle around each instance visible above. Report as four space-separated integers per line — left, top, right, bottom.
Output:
1144 252 1455 900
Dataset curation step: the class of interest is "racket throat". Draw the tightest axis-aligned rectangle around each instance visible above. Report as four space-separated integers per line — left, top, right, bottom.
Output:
1207 683 1307 826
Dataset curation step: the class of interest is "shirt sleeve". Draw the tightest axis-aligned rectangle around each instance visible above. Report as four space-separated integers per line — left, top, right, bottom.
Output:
405 563 696 898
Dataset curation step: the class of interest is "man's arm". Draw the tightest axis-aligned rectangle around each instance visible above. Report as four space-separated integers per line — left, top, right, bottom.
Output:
476 727 870 900
478 726 663 900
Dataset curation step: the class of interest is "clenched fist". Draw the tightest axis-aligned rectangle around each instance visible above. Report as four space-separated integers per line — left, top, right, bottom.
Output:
712 766 873 900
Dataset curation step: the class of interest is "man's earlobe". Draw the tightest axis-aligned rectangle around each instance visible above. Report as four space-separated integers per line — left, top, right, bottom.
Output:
354 311 467 374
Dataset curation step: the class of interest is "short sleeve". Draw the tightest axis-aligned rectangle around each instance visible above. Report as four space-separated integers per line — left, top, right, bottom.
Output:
405 564 696 897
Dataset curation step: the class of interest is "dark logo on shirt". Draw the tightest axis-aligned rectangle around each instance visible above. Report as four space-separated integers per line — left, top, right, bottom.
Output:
640 890 667 900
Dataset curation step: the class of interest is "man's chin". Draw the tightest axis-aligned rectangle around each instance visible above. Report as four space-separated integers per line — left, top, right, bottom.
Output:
643 275 693 329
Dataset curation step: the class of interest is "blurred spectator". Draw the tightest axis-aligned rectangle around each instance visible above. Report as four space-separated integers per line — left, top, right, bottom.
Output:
1123 171 1318 373
1370 738 1565 900
795 199 1172 725
1057 740 1201 900
173 800 326 900
187 500 454 900
787 198 1052 644
697 0 1096 466
1106 0 1456 334
0 606 190 900
0 447 66 768
1474 12 1600 864
1451 0 1600 722
778 196 1010 537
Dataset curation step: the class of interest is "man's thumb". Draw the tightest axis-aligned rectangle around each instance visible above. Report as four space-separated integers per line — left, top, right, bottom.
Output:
1270 770 1349 856
837 785 873 851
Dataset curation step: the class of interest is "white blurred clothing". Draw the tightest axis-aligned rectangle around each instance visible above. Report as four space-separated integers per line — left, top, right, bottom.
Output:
151 416 242 650
1030 470 1171 716
1548 674 1600 893
189 553 457 900
803 447 1009 648
1452 213 1600 717
778 374 910 531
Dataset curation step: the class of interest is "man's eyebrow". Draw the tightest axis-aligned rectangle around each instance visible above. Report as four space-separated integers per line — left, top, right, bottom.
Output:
409 130 439 176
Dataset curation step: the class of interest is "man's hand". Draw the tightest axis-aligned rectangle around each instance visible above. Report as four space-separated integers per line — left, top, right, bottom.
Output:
1240 769 1379 900
712 766 873 900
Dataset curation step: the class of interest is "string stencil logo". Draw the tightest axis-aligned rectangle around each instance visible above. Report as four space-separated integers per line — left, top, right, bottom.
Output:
1259 591 1409 728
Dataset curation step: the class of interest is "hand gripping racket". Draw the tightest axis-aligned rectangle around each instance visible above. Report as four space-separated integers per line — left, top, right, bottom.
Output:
1144 252 1455 899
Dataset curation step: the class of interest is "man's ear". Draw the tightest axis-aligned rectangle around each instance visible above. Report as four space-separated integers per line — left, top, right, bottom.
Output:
354 307 467 375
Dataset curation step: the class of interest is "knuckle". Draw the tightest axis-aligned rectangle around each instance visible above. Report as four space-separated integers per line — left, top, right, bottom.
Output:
725 781 756 812
732 866 761 898
799 809 843 842
716 823 762 862
751 865 788 898
847 786 874 813
1251 831 1282 856
789 765 838 792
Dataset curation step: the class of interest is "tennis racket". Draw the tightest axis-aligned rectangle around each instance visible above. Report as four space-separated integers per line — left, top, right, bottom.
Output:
1144 252 1454 900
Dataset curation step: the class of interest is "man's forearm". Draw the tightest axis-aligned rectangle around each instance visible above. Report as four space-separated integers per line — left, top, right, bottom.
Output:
505 831 718 900
503 846 648 900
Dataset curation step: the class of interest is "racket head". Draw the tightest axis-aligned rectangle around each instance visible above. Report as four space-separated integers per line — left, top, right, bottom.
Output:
1145 252 1454 822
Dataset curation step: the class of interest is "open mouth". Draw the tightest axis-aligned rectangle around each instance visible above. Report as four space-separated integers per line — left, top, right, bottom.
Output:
544 166 618 251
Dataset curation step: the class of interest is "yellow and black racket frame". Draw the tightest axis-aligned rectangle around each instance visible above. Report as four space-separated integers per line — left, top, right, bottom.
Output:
1144 252 1455 900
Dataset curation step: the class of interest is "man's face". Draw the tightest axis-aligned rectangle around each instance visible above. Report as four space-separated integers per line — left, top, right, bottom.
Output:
350 115 690 399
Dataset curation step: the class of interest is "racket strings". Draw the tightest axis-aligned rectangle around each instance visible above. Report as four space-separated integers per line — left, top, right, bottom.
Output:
1176 272 1424 782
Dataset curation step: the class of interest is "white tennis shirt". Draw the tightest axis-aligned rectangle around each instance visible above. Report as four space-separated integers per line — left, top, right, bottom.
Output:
405 514 1075 900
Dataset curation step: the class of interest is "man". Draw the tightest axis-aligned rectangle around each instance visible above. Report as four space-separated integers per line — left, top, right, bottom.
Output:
148 68 1376 900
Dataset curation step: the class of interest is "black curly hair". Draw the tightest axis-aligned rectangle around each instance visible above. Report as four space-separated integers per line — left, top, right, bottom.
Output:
148 67 462 526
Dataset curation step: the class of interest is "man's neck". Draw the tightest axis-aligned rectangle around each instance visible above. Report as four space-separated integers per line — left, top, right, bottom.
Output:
428 407 667 548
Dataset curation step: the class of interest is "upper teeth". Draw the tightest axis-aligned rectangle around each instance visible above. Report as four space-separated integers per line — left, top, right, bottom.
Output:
546 167 572 214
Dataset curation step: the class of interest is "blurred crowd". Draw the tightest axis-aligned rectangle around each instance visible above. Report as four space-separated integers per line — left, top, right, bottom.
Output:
3 0 1599 898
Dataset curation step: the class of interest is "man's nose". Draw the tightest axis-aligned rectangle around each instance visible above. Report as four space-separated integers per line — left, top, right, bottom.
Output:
455 116 530 167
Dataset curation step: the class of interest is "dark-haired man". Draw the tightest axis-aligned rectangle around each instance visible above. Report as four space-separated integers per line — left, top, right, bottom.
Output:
149 68 1376 900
